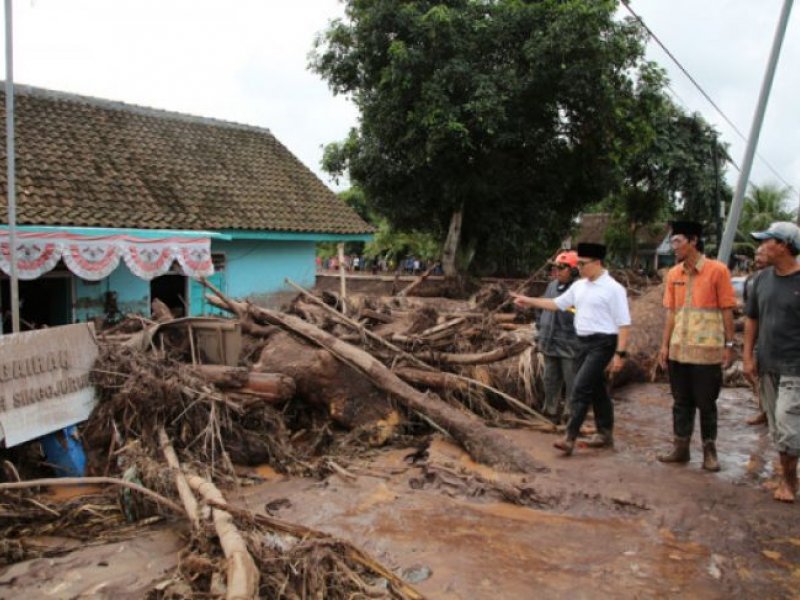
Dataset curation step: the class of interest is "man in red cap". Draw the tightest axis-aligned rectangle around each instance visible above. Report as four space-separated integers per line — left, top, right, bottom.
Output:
536 250 580 422
512 242 631 455
658 221 736 472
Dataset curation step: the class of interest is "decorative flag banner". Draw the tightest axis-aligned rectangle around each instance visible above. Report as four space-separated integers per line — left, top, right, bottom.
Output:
0 232 213 281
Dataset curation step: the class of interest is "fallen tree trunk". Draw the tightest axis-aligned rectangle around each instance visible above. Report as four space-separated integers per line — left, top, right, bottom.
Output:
207 294 544 474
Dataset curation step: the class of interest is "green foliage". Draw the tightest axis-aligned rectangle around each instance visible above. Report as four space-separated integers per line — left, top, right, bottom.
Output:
311 0 664 275
595 101 731 263
317 186 440 263
734 183 795 256
311 0 733 275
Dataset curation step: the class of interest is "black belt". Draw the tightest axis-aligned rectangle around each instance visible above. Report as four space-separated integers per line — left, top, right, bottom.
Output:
577 333 618 340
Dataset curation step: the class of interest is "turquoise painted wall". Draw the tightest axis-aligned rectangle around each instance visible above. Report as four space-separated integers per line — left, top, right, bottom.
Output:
74 265 150 323
73 239 316 321
189 239 316 315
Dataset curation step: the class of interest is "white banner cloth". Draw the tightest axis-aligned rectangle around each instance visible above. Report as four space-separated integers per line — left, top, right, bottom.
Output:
0 232 213 281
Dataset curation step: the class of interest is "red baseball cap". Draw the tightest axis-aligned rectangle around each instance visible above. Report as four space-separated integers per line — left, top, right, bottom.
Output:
555 251 578 268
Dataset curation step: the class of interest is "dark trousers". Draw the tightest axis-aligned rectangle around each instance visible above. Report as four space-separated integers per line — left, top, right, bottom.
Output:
566 334 618 440
667 360 721 441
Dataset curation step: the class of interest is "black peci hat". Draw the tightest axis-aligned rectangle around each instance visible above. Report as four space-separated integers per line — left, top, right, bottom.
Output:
670 221 703 238
576 242 606 260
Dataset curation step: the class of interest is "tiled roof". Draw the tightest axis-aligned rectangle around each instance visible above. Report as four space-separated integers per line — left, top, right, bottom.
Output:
0 85 373 234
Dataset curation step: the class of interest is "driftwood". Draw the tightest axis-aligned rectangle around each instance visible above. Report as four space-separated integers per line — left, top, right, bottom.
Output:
186 474 260 600
396 264 436 297
158 427 200 530
0 477 184 515
204 291 544 474
255 331 401 442
191 365 296 402
428 339 529 366
281 279 550 426
359 308 394 324
394 367 473 393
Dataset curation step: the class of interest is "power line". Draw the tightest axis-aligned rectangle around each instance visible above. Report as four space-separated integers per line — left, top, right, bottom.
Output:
621 0 796 191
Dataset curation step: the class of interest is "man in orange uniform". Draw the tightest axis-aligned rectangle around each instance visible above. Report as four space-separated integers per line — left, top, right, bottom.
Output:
658 221 736 471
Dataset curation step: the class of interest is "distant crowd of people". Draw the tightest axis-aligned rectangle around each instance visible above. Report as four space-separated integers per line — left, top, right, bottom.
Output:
316 255 442 275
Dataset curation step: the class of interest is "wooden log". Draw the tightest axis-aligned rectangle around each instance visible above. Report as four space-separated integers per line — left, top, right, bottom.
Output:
359 308 394 324
396 264 436 297
158 427 200 531
431 339 530 365
191 365 296 401
209 295 544 473
394 367 473 393
211 281 550 427
186 474 259 600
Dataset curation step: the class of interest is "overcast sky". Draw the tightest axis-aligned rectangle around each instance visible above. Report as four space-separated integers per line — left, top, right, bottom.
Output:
1 0 798 210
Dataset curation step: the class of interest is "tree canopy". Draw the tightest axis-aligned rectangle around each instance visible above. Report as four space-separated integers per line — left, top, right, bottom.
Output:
733 183 796 256
311 0 730 275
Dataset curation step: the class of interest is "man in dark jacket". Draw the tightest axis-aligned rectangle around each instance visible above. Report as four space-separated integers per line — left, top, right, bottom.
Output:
537 251 580 422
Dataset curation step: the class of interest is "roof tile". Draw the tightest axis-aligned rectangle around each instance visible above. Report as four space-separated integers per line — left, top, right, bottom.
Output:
0 85 372 235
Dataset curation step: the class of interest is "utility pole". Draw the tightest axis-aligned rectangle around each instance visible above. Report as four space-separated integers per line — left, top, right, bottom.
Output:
717 0 794 265
712 141 722 253
4 0 20 333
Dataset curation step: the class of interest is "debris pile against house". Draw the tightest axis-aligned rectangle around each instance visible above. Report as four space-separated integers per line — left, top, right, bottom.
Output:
1 273 753 598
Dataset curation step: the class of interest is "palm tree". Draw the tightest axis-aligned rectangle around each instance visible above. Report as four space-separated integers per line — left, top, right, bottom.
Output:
734 183 795 256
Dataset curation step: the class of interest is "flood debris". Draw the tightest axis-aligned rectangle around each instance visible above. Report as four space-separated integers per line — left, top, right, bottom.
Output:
6 269 751 597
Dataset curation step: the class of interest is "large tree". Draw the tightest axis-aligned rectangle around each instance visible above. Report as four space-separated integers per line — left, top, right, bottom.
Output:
312 0 663 276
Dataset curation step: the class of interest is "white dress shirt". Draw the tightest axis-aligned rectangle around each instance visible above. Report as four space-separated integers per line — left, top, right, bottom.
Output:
553 271 631 336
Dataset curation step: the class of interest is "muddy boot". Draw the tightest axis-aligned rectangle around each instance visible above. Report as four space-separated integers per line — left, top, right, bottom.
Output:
553 437 575 456
702 440 720 472
583 430 614 449
657 437 690 463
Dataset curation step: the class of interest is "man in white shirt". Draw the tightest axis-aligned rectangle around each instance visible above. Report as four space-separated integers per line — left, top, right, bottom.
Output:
511 242 631 456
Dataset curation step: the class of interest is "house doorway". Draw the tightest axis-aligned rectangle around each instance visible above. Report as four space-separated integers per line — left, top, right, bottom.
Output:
150 274 188 318
1 274 72 333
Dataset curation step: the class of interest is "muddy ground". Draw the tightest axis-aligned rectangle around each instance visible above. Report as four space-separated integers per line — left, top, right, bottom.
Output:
3 382 799 599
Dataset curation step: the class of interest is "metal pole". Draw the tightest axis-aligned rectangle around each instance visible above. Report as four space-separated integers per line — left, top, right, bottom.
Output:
712 141 722 253
796 189 800 226
718 0 794 265
4 0 20 333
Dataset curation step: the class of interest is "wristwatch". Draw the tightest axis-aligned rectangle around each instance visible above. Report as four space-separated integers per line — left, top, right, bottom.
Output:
615 350 628 358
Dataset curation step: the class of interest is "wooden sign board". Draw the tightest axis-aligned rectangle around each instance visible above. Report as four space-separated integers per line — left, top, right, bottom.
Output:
0 323 98 447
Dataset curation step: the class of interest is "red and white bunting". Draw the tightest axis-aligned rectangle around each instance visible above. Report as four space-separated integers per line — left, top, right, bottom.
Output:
0 232 214 281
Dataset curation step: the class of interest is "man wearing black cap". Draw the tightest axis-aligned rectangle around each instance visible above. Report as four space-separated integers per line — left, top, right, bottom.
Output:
658 221 736 472
743 221 800 502
511 242 631 455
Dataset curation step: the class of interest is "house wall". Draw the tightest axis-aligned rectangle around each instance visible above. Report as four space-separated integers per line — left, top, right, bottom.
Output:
74 265 150 324
73 239 317 322
190 239 316 315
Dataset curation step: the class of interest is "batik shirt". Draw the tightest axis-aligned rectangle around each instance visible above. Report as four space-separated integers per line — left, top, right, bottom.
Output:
663 256 736 365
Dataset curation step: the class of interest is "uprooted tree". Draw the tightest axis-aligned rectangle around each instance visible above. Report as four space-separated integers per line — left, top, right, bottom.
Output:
310 0 710 276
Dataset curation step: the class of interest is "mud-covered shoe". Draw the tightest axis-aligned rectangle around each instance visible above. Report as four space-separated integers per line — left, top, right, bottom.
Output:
658 437 690 463
553 438 575 456
582 431 614 449
702 440 721 472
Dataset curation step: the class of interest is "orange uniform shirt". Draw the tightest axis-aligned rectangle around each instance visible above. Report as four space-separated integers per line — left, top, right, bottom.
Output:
663 256 736 365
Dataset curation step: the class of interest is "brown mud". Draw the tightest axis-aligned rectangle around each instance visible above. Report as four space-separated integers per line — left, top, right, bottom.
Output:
3 383 799 599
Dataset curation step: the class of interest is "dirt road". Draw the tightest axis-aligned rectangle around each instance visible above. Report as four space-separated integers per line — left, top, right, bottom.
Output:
3 382 799 599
